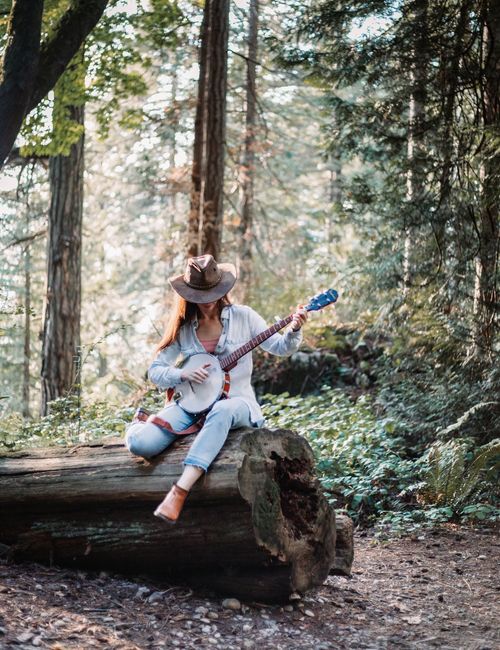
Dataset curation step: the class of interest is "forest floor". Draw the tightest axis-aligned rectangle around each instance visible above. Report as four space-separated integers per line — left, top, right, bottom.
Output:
0 525 498 650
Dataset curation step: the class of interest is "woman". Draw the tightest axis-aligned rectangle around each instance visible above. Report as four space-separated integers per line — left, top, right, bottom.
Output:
125 254 307 523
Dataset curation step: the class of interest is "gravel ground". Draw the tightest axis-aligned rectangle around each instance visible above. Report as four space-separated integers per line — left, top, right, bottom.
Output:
0 526 498 650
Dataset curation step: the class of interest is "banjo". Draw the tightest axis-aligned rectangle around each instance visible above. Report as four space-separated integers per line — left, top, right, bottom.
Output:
166 289 339 414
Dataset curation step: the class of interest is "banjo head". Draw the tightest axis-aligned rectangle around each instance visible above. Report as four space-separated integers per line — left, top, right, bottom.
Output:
174 353 224 414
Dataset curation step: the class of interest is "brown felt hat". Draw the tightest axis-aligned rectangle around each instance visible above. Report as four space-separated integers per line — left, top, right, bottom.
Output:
169 254 237 304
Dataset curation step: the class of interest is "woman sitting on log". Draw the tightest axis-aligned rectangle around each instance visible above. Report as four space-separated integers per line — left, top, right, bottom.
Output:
125 254 307 523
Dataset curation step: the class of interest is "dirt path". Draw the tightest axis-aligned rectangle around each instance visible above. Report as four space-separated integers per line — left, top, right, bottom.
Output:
0 526 498 649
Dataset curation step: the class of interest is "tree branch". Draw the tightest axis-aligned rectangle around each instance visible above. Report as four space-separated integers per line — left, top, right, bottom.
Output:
0 0 43 166
28 0 109 112
0 0 109 168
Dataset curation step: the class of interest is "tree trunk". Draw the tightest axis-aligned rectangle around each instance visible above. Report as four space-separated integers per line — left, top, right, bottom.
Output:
22 236 31 419
403 0 428 294
40 102 84 415
326 148 342 259
0 428 352 603
440 1 470 306
188 0 229 260
470 0 500 360
237 0 259 300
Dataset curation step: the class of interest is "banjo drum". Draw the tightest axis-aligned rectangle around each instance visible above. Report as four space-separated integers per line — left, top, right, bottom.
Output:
169 353 228 414
166 289 339 415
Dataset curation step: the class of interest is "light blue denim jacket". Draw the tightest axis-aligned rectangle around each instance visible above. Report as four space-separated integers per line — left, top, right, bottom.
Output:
148 304 302 426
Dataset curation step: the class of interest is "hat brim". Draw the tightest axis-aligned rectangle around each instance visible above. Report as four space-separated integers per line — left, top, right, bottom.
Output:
169 263 237 304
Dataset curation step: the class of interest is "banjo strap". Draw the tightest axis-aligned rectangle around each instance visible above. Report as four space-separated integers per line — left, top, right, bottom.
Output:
147 414 205 436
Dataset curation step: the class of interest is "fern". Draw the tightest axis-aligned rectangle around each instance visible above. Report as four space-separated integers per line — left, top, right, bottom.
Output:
418 439 500 512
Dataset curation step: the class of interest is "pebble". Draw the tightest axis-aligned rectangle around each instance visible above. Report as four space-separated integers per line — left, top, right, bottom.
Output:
207 611 219 620
17 632 33 643
148 591 165 604
283 605 294 613
304 609 315 617
135 586 151 599
289 592 301 601
195 606 209 616
222 598 241 611
242 641 255 649
0 628 6 635
478 555 487 560
32 636 42 647
242 624 252 632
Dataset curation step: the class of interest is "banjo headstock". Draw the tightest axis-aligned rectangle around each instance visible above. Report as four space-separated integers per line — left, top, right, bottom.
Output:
306 288 339 312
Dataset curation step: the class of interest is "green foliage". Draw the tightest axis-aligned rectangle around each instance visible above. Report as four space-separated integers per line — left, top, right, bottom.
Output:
263 388 412 524
17 0 187 154
0 389 164 452
416 439 500 514
262 388 499 530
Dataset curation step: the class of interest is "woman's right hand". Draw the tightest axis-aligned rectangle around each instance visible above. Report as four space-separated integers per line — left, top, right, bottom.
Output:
181 363 211 384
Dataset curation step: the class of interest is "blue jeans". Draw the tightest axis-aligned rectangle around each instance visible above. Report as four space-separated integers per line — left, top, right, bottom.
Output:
125 397 252 471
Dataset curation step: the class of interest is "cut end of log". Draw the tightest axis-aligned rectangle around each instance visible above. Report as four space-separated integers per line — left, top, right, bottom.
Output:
238 429 336 596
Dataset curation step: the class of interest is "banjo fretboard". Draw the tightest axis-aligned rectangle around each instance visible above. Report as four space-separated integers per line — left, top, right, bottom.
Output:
219 314 295 371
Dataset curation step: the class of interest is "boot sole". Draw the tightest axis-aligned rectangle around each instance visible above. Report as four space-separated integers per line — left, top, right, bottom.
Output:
153 509 178 525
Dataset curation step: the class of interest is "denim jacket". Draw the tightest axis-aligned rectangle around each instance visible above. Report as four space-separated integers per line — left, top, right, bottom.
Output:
148 304 303 426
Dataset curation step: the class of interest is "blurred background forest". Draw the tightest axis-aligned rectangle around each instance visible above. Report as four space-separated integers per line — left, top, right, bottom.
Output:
0 0 498 532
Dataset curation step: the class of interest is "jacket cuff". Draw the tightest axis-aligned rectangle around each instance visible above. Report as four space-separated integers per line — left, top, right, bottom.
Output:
148 366 184 389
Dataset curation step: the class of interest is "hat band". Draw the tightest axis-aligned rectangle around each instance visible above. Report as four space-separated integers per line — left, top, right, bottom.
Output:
183 269 222 290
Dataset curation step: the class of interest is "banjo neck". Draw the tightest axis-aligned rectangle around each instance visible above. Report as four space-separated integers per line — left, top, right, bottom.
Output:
219 314 295 371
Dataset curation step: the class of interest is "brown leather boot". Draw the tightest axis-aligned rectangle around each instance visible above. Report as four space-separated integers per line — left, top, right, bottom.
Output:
154 484 189 523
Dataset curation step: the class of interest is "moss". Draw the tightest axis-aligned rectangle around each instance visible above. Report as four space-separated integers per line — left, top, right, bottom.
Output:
252 478 282 550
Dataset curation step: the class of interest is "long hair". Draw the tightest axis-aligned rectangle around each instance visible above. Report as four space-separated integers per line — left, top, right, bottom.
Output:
156 293 232 352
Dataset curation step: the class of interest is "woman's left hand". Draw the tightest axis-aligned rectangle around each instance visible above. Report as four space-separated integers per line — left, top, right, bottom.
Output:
291 305 308 332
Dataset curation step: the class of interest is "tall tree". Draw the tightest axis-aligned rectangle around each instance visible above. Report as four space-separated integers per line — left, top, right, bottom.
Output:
403 0 429 294
470 0 500 360
40 68 85 414
188 0 229 260
0 0 108 168
237 0 259 298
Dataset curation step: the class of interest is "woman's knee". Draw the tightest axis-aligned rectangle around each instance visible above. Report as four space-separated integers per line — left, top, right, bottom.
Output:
207 399 236 419
125 423 164 459
207 398 250 428
125 431 152 458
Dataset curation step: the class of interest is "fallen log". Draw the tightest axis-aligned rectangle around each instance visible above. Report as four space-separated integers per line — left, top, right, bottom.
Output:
0 427 353 602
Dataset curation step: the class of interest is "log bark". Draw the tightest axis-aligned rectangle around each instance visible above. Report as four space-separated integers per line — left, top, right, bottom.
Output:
0 428 352 602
